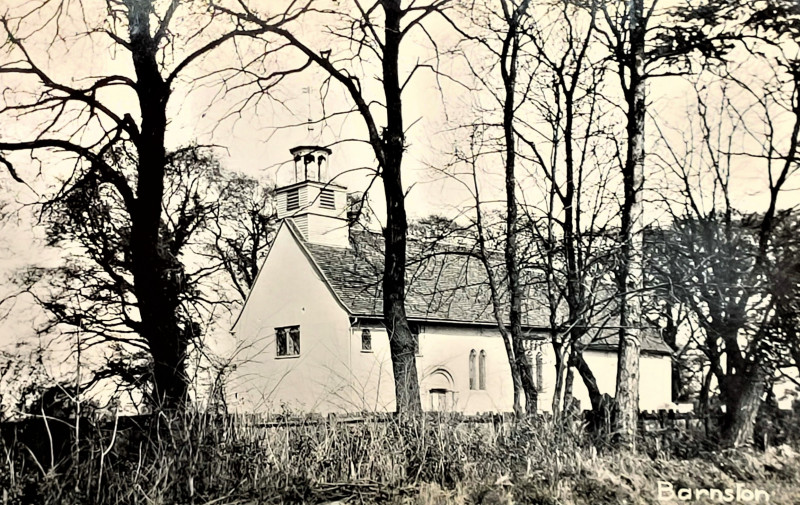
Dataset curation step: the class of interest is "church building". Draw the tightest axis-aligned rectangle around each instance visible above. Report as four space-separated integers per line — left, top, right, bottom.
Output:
227 144 673 414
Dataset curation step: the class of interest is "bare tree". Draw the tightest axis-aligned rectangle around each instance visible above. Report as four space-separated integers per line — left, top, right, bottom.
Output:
444 0 678 422
591 0 733 447
496 0 539 416
0 0 274 408
651 58 800 446
767 212 800 393
443 0 540 415
436 126 531 416
642 0 800 446
212 0 454 416
12 144 274 406
595 0 647 449
514 0 621 419
201 176 278 302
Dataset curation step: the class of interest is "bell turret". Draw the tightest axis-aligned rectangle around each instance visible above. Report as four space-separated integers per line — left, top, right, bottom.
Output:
276 145 348 247
290 145 331 183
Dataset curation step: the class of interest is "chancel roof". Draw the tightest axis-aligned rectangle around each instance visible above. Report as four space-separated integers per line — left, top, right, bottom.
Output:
285 220 671 354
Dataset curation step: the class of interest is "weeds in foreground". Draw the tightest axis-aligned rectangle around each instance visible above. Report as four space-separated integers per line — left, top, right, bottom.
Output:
1 411 798 504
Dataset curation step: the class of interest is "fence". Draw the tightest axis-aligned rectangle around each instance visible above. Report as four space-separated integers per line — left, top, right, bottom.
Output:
3 406 797 466
639 409 708 433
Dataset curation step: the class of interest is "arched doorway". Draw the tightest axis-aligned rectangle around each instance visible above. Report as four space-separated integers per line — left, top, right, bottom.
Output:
425 368 456 411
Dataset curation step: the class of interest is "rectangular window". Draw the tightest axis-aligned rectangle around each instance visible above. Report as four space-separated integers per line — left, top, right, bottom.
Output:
286 189 300 211
319 189 335 209
276 327 286 356
411 324 420 355
361 329 372 351
276 325 300 357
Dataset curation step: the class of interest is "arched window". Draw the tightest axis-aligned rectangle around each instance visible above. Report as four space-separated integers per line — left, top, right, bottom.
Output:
535 352 544 392
478 350 487 390
468 350 477 390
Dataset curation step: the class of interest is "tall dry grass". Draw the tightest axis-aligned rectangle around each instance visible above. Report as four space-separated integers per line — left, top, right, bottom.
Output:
1 410 798 504
0 411 589 504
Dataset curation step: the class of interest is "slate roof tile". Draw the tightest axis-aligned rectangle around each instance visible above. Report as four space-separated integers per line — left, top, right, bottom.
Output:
290 221 671 354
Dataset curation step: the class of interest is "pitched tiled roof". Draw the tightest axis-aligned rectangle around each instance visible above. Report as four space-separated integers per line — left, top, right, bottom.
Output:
300 228 551 327
288 221 671 354
577 328 672 354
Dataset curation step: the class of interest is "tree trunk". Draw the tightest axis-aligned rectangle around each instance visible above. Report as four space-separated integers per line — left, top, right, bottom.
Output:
501 328 523 416
512 362 523 416
563 362 575 411
551 341 566 416
501 0 537 415
573 347 603 412
126 0 187 410
663 316 684 402
720 368 766 447
381 0 421 417
698 367 713 415
614 0 646 450
516 343 538 413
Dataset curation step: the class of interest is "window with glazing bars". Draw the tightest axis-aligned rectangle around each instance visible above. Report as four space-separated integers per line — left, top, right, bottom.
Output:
361 329 372 351
276 326 300 356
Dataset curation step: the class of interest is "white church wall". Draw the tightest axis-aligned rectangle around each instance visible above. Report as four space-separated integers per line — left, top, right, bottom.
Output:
228 226 355 414
639 354 674 410
567 350 673 411
347 324 674 415
349 324 518 414
348 326 396 412
422 325 516 414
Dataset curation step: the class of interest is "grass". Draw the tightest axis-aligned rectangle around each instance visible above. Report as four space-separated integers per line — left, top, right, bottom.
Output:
1 410 798 504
